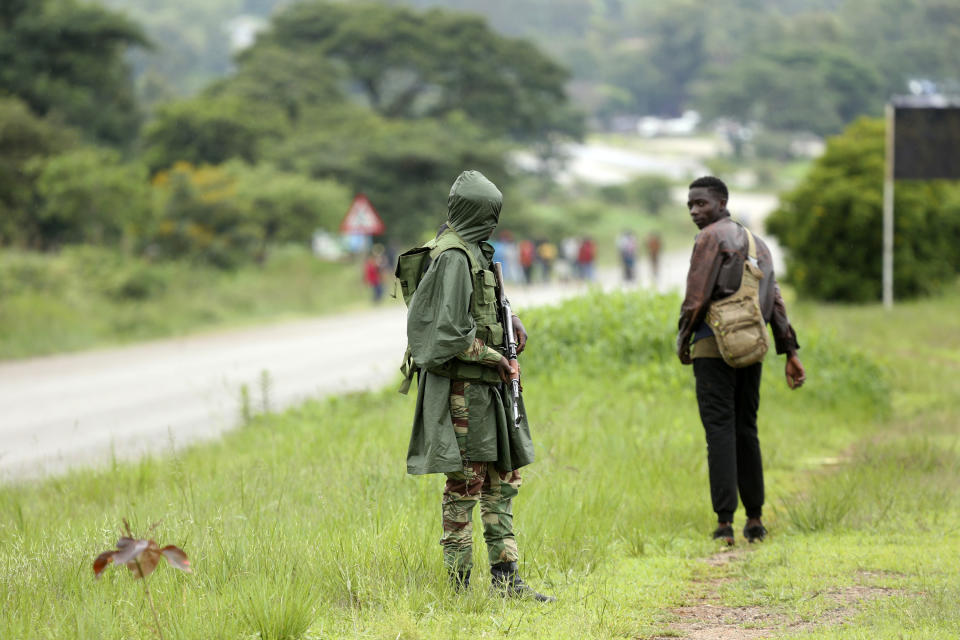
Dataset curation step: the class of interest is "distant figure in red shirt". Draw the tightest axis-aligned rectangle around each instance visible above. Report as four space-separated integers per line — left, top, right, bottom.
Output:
364 245 385 302
577 236 596 281
518 239 535 285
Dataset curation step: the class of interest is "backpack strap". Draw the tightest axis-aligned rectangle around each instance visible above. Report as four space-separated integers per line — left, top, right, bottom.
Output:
430 228 480 273
737 222 758 267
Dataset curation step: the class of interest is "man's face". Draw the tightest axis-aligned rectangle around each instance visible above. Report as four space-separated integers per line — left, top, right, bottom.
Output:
687 187 726 230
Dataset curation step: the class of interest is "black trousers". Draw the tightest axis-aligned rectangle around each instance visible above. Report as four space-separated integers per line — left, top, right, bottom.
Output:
693 357 764 524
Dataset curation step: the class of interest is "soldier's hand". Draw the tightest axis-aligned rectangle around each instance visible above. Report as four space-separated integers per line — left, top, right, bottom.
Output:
511 315 527 354
497 356 519 384
785 353 806 389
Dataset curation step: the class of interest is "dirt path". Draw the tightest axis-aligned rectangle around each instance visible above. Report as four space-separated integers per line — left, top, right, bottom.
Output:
649 547 902 639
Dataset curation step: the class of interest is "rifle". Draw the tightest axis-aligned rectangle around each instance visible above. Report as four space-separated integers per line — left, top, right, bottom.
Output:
493 262 522 429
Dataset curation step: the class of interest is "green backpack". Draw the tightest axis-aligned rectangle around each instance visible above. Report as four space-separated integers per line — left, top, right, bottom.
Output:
394 229 503 393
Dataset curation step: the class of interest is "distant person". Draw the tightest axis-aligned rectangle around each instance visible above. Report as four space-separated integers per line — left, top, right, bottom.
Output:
577 236 596 281
560 236 580 283
617 230 638 283
518 239 535 285
537 239 558 282
498 231 520 283
677 176 806 546
403 170 554 601
646 231 662 288
363 245 385 302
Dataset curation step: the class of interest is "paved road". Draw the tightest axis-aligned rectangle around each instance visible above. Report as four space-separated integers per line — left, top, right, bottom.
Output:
0 275 651 480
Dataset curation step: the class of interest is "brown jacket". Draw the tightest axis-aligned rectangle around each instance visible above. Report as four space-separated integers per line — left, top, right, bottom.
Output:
677 216 799 364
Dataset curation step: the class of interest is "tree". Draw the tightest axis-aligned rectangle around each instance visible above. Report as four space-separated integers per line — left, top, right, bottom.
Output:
227 162 352 249
0 97 78 247
269 108 511 241
695 44 883 135
767 118 960 302
33 149 153 249
150 163 263 269
208 44 343 128
142 97 282 173
0 0 148 146
256 1 582 143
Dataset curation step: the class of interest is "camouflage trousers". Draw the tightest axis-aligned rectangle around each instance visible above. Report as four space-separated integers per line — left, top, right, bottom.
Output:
441 381 522 574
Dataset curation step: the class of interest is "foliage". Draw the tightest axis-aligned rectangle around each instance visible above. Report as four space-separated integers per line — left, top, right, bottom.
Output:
597 175 673 215
150 163 260 268
0 246 368 358
227 1 581 144
33 148 153 249
208 43 344 129
0 0 148 146
148 161 354 266
271 109 511 241
226 162 352 245
89 0 960 138
767 118 960 301
142 97 281 173
0 97 79 247
695 43 884 135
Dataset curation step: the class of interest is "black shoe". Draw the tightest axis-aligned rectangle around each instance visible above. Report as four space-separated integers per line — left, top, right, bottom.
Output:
743 523 767 543
449 569 471 592
490 561 556 603
712 524 735 546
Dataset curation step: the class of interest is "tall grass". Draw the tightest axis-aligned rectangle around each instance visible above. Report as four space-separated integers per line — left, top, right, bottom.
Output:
0 288 908 639
0 246 376 359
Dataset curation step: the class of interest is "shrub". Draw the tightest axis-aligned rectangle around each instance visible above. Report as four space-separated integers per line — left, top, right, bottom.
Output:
33 148 153 248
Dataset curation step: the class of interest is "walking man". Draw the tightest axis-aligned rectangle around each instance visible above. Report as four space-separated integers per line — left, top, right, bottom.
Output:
677 176 806 545
405 170 554 600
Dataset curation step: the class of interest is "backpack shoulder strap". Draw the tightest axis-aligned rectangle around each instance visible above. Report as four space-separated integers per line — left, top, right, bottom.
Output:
430 228 480 272
735 221 758 264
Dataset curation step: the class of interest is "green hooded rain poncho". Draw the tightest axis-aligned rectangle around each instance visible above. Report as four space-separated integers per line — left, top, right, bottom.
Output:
405 171 535 475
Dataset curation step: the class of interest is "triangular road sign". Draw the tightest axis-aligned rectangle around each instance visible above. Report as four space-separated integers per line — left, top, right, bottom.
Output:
340 194 385 235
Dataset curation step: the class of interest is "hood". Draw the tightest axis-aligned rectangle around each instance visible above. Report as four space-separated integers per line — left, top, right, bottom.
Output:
446 170 502 243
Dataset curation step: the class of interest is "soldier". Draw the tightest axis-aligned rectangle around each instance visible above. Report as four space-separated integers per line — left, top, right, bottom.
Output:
404 170 554 601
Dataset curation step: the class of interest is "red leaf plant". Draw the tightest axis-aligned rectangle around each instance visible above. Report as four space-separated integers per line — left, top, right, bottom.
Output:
93 519 191 640
93 537 191 579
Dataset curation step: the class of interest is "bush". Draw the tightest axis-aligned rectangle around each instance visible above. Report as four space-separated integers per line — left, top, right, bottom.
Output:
151 163 262 269
767 117 960 301
33 148 153 248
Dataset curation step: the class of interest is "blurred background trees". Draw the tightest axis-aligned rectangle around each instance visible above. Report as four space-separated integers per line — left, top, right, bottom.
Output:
1 0 958 302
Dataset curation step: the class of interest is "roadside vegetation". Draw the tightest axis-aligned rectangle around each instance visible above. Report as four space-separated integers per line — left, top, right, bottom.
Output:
2 285 957 639
0 246 371 360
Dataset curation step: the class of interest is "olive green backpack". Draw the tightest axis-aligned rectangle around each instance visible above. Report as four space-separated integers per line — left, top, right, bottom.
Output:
705 226 769 368
393 230 502 393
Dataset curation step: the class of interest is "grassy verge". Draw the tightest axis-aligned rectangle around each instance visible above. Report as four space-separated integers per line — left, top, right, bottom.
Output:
1 287 957 639
0 245 389 360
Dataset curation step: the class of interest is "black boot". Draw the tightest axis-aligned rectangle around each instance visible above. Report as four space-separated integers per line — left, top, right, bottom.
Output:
490 561 556 603
449 569 470 592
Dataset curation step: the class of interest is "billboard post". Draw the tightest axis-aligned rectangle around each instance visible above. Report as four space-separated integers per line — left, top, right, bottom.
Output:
883 104 895 310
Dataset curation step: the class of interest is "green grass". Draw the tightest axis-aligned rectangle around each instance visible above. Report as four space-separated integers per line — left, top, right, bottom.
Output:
0 245 391 359
1 286 958 639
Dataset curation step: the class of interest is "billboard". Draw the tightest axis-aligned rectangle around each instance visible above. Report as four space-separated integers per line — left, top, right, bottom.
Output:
892 96 960 180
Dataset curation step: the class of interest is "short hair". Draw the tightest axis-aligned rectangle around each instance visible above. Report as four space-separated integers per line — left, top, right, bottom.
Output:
689 176 728 201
